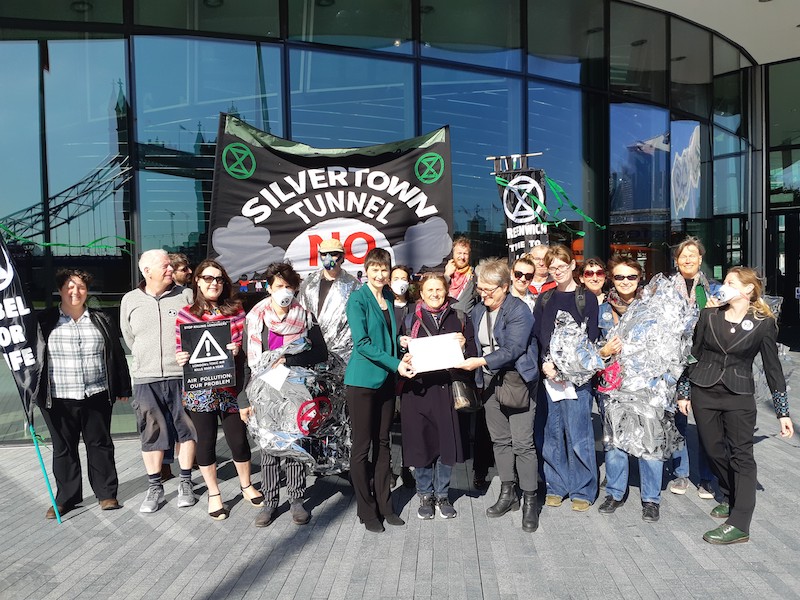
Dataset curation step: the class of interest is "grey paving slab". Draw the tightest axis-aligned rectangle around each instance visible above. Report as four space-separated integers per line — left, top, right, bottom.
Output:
3 363 800 600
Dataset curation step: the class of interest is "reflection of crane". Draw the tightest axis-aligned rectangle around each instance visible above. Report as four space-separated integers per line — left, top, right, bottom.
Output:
1 153 132 245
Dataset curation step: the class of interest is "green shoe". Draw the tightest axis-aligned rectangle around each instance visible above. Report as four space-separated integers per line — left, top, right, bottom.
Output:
710 502 730 518
703 524 749 545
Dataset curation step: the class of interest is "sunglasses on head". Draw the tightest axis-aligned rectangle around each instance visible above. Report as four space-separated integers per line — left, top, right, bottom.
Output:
583 268 605 278
613 274 639 281
513 270 534 282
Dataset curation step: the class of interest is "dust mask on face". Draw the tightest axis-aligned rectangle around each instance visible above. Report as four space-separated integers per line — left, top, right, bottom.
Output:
323 256 339 270
272 288 294 308
391 280 409 296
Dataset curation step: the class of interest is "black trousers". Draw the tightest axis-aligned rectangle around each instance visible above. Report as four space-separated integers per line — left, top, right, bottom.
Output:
692 383 757 534
40 392 118 506
346 379 395 522
188 410 251 467
458 408 494 476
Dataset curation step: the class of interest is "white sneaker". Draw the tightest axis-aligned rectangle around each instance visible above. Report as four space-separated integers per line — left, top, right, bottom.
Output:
139 485 165 513
176 479 196 508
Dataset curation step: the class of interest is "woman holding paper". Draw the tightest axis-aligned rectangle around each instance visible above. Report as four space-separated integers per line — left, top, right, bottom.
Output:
174 259 258 520
456 259 540 532
398 272 477 520
345 248 415 533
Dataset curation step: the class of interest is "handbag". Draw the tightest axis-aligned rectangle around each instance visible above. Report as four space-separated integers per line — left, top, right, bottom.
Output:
485 309 530 409
450 369 482 412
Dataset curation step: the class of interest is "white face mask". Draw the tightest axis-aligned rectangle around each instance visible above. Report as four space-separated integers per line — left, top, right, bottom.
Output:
390 280 409 296
272 287 294 308
715 284 743 304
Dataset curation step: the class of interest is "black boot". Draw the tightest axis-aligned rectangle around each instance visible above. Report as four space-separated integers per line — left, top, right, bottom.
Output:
486 481 519 518
521 491 539 532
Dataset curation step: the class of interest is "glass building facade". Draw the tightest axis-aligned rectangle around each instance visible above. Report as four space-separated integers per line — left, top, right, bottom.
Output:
0 0 791 441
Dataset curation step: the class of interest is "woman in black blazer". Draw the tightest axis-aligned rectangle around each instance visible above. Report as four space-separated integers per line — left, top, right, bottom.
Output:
678 267 793 545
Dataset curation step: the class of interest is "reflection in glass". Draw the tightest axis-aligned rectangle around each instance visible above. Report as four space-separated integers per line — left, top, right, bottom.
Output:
769 150 800 208
135 37 283 261
528 82 605 254
609 2 667 104
288 0 412 54
713 70 747 137
134 0 279 37
609 103 670 274
527 0 605 89
713 155 747 215
671 120 709 222
290 50 414 147
421 0 521 71
670 19 711 118
423 66 522 239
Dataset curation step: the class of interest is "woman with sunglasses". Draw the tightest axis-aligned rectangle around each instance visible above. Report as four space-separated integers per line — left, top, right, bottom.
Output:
398 272 477 520
533 244 601 512
510 255 537 312
175 260 262 520
579 258 607 305
595 255 667 522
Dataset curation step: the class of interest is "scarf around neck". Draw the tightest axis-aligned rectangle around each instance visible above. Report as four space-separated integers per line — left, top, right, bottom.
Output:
606 287 638 318
449 266 472 300
246 298 307 368
410 299 451 339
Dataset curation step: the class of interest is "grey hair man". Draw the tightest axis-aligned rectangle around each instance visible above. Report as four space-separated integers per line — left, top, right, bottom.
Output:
120 249 196 513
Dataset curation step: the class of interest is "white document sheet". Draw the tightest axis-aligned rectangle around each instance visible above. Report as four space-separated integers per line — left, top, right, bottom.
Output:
407 333 463 373
544 378 578 402
259 363 290 390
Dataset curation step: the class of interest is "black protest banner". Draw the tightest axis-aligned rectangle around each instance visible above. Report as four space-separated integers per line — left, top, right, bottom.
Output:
492 156 550 261
208 114 454 278
0 234 43 424
180 320 235 392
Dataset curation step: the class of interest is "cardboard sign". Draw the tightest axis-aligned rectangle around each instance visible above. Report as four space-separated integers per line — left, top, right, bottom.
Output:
180 319 235 392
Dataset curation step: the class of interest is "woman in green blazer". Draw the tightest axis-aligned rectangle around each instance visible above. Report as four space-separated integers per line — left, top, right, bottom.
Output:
345 247 414 533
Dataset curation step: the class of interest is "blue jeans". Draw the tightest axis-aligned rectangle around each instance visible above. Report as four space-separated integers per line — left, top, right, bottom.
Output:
672 411 714 481
605 447 663 504
542 383 598 502
415 458 453 498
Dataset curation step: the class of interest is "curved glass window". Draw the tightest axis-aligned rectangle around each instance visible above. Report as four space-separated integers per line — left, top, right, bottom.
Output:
134 0 279 38
609 102 670 274
290 49 414 147
288 0 412 54
422 66 522 239
670 18 711 119
527 0 605 89
421 0 522 71
609 2 667 104
134 37 283 259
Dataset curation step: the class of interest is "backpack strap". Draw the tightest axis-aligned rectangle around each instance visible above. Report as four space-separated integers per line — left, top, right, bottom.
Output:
575 285 586 323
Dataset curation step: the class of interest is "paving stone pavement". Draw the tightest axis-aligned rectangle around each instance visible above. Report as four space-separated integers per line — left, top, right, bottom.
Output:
2 385 800 599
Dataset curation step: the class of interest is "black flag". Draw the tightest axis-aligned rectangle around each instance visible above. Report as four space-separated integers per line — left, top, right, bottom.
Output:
0 234 44 424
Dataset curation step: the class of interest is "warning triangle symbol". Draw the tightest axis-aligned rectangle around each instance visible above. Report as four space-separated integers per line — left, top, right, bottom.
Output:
189 330 229 364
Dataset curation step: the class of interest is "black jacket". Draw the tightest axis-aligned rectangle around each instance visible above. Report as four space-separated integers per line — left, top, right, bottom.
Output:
685 307 786 396
36 307 132 408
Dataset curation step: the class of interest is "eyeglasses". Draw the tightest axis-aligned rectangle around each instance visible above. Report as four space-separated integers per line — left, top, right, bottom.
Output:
199 275 225 285
513 270 534 282
583 268 605 278
476 285 500 296
613 274 639 281
531 256 547 264
548 264 571 275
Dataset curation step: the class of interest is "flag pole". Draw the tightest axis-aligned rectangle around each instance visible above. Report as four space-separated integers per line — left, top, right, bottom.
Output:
29 423 61 524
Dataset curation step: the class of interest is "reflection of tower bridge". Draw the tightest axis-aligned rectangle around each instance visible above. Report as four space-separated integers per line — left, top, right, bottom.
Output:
2 153 132 255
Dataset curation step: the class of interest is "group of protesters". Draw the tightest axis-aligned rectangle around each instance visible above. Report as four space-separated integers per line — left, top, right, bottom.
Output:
36 234 792 545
